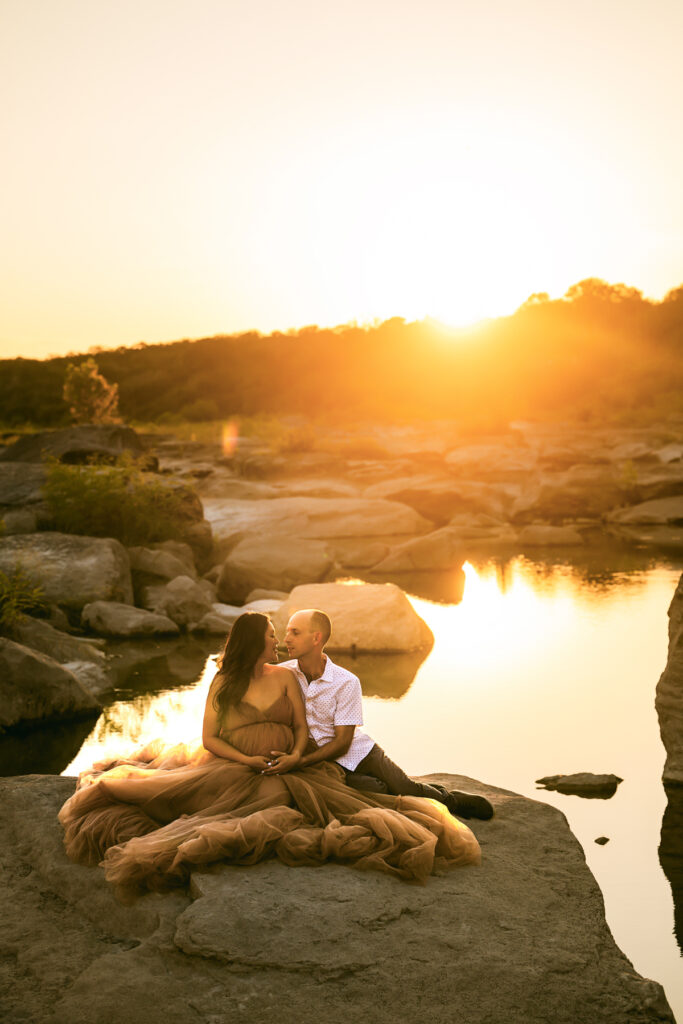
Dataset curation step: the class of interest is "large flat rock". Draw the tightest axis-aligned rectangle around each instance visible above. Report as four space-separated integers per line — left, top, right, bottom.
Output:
203 496 434 555
0 774 672 1024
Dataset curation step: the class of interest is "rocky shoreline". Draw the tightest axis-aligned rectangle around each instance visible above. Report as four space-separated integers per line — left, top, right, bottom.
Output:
0 772 675 1024
1 418 682 732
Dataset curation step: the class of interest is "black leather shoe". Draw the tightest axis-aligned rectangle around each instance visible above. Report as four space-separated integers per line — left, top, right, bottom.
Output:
444 789 494 820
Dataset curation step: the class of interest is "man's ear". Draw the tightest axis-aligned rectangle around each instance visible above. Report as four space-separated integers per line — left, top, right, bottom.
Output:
312 631 322 646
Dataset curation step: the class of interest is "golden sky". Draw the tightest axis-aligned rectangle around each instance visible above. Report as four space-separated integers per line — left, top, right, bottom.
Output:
2 0 682 360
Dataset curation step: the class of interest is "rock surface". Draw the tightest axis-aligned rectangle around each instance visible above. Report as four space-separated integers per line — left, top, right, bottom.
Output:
272 582 434 652
0 639 101 731
0 773 673 1024
370 525 464 572
656 573 683 785
0 532 133 610
217 536 336 604
81 601 180 637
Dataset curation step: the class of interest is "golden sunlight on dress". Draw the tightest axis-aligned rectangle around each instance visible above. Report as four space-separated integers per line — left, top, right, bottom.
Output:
58 693 480 898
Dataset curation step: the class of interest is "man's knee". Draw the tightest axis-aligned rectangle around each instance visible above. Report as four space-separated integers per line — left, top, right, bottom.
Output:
345 772 389 794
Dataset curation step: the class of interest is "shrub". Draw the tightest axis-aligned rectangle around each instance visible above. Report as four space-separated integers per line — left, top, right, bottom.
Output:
0 567 47 630
63 358 120 424
43 454 191 547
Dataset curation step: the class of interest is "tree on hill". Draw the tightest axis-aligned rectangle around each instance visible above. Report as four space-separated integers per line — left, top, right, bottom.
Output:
63 358 121 424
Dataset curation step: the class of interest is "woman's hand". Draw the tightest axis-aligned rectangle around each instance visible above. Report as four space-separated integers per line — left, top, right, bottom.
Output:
245 755 271 772
261 750 301 775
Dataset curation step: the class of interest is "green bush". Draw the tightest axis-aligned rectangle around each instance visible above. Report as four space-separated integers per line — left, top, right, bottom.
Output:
43 455 191 547
0 567 47 630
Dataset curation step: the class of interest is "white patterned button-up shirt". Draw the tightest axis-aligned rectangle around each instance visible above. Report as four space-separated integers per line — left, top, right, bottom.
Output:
279 655 376 770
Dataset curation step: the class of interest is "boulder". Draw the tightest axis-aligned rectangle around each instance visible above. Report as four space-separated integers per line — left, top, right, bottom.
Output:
10 615 107 667
364 475 518 524
0 424 157 468
127 544 197 581
655 443 683 464
0 639 101 731
0 773 673 1024
61 660 110 697
245 588 289 603
155 576 214 629
203 496 433 557
81 601 180 637
370 526 464 573
656 574 683 785
272 582 433 652
217 537 335 605
190 607 240 634
335 540 391 568
535 773 623 798
517 525 584 547
608 495 683 524
512 465 626 521
0 533 133 610
0 462 47 506
444 443 538 480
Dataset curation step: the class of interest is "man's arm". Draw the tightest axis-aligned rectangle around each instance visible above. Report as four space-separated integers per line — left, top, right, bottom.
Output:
299 725 355 768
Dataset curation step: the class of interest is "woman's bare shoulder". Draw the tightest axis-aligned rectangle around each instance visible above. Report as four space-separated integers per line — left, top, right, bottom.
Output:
264 664 298 682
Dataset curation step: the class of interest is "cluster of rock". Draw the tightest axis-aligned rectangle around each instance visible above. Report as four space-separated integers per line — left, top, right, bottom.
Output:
180 419 683 576
2 419 682 734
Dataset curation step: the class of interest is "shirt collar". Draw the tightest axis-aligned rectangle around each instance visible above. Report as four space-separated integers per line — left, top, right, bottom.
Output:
296 653 336 685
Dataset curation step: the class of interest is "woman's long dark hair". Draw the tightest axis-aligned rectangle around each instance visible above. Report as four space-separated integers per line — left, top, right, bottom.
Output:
212 612 270 721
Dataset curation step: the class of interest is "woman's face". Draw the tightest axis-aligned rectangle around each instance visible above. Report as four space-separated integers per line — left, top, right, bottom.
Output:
263 620 280 663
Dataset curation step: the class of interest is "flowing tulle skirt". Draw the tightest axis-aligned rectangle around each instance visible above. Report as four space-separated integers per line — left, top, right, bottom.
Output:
59 738 481 899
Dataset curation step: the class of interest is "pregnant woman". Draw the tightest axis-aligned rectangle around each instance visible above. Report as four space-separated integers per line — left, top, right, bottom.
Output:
59 612 481 898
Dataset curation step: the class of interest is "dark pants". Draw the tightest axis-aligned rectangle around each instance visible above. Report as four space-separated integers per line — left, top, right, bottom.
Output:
342 743 445 802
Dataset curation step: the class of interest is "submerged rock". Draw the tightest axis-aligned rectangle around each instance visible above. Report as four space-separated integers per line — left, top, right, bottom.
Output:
535 773 623 798
0 773 673 1024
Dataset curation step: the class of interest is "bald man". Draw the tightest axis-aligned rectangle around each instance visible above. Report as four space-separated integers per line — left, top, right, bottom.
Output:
279 608 493 820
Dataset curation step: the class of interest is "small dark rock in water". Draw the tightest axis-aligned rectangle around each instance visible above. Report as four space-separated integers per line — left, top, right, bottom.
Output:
535 773 623 799
595 836 610 846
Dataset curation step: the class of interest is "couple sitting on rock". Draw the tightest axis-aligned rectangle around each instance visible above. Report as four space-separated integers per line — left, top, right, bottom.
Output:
59 609 492 897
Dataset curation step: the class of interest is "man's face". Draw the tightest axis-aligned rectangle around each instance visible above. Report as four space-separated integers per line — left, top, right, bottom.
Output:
285 612 317 660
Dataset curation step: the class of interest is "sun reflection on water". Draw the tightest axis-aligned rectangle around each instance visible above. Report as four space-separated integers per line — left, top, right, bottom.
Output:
63 654 219 777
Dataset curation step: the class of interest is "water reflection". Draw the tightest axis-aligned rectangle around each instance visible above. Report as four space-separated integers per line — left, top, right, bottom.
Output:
335 649 429 699
107 636 221 694
0 715 97 776
660 785 683 954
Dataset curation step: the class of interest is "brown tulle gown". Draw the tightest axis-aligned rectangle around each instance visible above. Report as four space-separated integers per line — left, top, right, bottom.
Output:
58 692 481 898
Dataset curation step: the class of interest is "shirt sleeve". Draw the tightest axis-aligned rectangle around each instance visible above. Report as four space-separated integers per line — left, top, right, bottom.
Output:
333 675 364 726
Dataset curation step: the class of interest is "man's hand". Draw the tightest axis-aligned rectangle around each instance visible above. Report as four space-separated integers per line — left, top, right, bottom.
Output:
261 750 301 775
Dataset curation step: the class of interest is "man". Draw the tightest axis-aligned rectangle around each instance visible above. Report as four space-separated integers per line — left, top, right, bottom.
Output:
278 607 493 821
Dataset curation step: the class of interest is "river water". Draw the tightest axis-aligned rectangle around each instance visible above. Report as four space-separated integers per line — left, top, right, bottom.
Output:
37 547 683 1017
